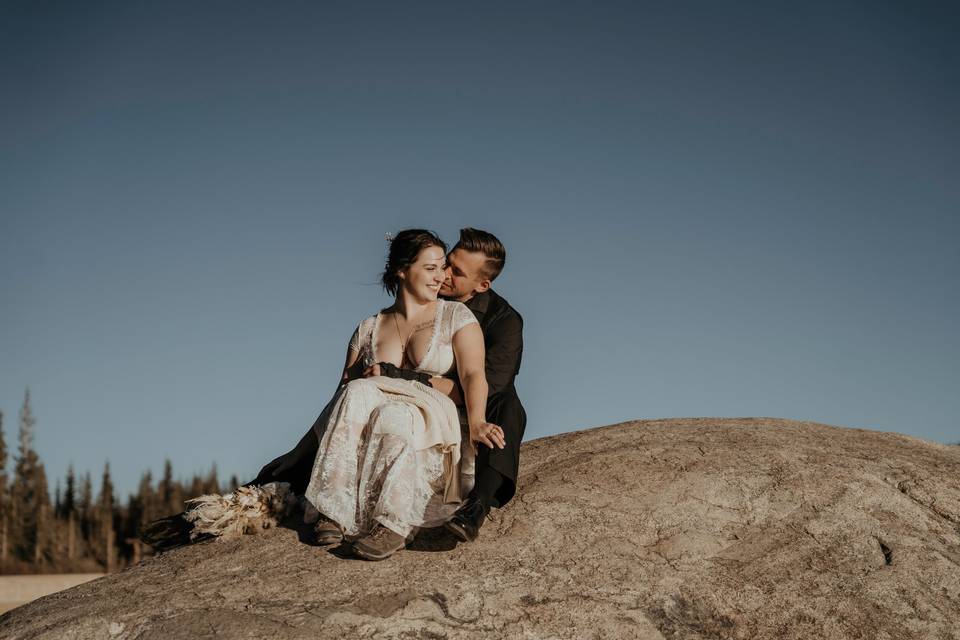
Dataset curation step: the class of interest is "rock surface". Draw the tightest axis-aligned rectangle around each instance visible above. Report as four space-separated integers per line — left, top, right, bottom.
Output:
3 418 960 639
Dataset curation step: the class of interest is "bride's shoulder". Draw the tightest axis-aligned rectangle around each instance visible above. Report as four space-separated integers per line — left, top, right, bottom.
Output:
348 311 382 352
358 310 383 330
440 299 478 332
440 299 467 311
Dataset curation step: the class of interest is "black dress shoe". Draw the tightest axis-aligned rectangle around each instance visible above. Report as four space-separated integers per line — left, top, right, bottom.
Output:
140 513 196 551
444 498 488 542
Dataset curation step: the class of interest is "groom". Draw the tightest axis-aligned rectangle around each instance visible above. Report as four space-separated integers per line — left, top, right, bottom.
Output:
434 227 526 541
256 227 526 542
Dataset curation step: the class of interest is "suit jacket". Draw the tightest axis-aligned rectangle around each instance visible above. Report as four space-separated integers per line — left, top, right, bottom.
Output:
464 289 524 401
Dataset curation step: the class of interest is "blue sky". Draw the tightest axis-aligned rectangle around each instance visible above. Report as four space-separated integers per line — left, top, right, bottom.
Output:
1 1 957 497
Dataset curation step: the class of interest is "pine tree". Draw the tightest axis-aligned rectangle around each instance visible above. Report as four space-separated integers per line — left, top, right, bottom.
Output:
121 491 139 566
51 476 62 563
170 480 184 516
63 465 76 517
124 474 155 566
188 473 203 500
160 459 174 514
11 388 43 561
98 462 116 572
204 463 220 495
136 470 155 529
54 479 62 518
33 462 52 564
0 409 8 563
64 464 78 562
79 470 93 556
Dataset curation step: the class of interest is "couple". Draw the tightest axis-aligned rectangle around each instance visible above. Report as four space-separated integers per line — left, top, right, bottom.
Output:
246 227 525 560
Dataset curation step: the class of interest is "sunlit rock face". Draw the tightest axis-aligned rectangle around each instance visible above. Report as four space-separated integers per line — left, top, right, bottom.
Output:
3 418 959 640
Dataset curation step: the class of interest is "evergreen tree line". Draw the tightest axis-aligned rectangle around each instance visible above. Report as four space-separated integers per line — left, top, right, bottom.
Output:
0 390 240 575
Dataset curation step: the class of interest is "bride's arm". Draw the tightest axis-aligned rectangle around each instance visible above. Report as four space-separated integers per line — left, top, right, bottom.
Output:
452 323 505 450
425 375 463 405
302 341 362 452
363 365 464 405
341 345 363 383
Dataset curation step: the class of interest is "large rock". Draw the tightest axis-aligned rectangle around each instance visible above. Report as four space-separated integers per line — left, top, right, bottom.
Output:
3 418 959 639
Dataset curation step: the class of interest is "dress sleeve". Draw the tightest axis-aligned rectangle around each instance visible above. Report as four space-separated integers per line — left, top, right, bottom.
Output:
451 301 479 335
348 323 362 353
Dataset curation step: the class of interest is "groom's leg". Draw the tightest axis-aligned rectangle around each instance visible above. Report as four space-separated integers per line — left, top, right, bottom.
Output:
471 445 506 509
478 390 526 508
247 401 331 492
144 400 330 550
247 423 319 491
447 390 525 542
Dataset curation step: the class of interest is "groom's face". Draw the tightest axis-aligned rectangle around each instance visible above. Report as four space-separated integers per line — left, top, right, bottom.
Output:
440 248 491 302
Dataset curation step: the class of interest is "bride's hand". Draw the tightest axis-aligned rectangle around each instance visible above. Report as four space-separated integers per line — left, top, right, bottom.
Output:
470 422 506 449
362 363 382 377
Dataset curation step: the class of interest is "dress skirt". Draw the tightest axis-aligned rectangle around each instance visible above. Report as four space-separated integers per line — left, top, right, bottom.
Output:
304 378 474 538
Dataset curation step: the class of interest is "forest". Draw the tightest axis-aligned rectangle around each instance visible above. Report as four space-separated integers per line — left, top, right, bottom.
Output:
2 388 956 576
0 389 239 574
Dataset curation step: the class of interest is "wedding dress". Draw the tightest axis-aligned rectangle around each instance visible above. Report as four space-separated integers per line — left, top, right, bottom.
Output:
303 299 479 539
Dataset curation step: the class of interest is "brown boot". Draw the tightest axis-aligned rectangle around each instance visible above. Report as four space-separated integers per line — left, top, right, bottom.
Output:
314 515 343 546
353 524 407 561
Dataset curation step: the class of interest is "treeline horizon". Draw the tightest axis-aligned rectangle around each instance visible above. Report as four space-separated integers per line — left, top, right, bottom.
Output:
2 388 957 576
0 389 241 575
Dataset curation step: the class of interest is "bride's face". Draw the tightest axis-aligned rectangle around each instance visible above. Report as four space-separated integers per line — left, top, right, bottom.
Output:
399 245 447 301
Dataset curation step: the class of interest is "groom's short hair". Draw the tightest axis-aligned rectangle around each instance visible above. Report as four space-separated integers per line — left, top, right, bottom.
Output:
454 228 506 281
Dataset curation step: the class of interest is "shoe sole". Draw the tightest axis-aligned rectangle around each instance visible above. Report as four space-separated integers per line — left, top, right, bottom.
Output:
443 520 476 543
315 533 343 546
353 543 405 561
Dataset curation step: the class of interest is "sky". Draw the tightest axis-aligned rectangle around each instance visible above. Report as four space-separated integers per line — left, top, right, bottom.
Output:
1 1 957 498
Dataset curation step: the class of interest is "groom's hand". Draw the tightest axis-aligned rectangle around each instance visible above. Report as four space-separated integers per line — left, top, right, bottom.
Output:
470 422 506 449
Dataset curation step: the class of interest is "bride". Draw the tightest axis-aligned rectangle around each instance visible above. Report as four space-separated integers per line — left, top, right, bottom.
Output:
293 229 500 560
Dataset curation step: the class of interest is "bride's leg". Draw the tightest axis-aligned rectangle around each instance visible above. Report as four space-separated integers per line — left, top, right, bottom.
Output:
357 401 436 539
304 378 383 536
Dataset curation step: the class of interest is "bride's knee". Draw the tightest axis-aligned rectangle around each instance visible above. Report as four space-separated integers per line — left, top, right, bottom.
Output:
344 378 376 396
370 401 417 440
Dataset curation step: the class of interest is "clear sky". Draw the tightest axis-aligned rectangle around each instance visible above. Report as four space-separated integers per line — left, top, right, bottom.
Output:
1 1 957 498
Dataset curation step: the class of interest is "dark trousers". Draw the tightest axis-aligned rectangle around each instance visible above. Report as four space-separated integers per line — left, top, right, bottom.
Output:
248 408 330 495
476 389 526 508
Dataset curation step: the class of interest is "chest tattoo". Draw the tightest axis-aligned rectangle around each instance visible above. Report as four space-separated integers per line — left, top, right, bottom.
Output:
412 320 434 333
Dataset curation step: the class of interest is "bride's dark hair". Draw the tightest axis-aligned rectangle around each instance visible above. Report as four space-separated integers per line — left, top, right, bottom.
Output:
382 229 447 296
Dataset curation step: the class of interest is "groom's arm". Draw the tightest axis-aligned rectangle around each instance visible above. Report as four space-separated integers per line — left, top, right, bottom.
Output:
483 311 523 397
425 375 463 405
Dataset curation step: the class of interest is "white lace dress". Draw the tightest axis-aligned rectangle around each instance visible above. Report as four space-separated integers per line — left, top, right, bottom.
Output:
303 300 478 539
